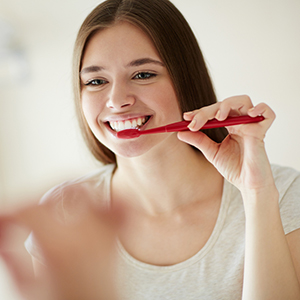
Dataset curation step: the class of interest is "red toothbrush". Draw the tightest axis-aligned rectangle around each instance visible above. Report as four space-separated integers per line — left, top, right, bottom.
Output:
116 115 265 139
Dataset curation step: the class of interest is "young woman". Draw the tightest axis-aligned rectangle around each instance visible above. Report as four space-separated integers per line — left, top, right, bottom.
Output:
24 0 300 299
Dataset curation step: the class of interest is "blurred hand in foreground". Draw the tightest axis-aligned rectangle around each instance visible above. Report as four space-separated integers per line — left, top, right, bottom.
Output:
0 203 123 300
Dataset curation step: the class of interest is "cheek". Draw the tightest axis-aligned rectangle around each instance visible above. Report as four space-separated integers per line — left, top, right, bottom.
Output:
81 93 103 125
81 98 92 121
81 96 107 145
152 82 181 118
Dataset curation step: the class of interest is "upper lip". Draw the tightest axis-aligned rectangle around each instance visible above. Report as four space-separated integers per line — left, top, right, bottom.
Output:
103 113 151 123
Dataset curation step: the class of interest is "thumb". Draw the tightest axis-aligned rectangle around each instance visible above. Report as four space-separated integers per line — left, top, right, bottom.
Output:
177 131 219 164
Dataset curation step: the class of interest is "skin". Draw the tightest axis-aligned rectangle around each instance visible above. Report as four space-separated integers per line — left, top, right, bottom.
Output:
0 203 120 300
80 21 183 159
1 21 299 300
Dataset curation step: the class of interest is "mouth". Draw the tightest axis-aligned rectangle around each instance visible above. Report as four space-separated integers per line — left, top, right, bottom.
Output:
106 116 151 132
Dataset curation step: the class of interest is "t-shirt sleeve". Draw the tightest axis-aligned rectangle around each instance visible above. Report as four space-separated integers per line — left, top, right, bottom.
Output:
278 173 300 235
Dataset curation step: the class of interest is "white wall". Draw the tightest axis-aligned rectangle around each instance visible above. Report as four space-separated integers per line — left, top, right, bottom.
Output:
0 0 299 203
0 0 102 204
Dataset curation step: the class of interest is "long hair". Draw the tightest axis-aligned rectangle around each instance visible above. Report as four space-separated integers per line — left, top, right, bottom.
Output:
73 0 228 164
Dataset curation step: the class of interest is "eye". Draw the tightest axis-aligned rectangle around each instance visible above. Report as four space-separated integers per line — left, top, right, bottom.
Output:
133 72 157 80
85 79 107 86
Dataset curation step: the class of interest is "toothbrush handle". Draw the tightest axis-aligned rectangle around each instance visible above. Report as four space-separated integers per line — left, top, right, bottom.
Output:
202 115 264 130
165 115 265 132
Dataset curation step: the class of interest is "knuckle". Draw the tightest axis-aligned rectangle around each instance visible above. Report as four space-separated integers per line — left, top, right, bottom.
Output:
194 108 206 120
241 94 251 102
193 132 205 147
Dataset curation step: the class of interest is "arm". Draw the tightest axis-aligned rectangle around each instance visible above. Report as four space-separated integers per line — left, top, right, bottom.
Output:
287 229 300 285
178 95 300 299
242 188 300 299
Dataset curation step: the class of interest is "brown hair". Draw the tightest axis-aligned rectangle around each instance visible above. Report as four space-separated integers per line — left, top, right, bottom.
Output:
73 0 228 164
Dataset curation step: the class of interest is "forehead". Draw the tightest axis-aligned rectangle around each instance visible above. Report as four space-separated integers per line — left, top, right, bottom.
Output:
81 21 161 68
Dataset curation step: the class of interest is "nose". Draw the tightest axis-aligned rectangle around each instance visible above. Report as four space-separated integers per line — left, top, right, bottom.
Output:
106 81 135 110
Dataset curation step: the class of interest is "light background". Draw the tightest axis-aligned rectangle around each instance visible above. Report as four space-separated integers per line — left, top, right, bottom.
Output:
0 0 300 297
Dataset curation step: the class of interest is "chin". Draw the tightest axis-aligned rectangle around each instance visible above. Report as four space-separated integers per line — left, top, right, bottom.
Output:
112 141 156 159
107 136 170 160
95 129 179 161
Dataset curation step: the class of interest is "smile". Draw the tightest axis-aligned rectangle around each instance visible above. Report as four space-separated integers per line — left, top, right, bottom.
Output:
107 116 150 132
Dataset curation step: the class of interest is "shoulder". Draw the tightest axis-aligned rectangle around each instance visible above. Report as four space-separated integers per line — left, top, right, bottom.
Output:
271 164 300 182
271 164 300 202
271 164 300 234
40 164 116 222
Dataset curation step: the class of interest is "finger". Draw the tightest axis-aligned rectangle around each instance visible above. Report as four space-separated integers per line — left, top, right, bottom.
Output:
0 204 52 228
185 95 254 132
0 250 35 292
217 95 254 120
7 202 123 237
186 103 221 131
178 131 219 164
248 102 276 130
183 110 197 121
0 221 47 300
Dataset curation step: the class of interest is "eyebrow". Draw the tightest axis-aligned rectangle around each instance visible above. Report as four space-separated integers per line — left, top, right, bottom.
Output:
126 58 165 68
80 65 103 76
80 58 164 76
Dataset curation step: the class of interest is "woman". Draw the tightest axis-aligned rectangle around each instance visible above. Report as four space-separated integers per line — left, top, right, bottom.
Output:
23 0 300 299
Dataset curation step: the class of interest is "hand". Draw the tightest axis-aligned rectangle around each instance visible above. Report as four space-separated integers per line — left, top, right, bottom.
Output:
0 202 123 300
178 95 276 195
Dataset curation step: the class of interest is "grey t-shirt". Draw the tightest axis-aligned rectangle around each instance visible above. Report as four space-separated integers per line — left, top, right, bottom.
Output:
25 164 300 300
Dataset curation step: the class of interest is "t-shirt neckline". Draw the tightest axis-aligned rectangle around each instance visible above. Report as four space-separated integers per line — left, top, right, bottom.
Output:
105 170 231 272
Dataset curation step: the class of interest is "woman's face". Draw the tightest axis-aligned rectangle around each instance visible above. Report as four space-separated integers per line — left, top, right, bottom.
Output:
80 21 182 158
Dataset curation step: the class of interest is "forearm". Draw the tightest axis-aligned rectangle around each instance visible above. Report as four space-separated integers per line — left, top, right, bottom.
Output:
242 187 300 300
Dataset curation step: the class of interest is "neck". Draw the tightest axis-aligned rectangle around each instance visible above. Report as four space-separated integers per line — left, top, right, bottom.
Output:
112 139 223 216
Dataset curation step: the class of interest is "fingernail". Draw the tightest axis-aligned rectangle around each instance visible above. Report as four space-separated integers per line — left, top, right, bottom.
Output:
188 119 196 130
215 110 221 119
184 111 193 116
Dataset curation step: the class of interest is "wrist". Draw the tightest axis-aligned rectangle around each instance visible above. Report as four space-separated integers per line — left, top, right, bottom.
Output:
241 185 279 215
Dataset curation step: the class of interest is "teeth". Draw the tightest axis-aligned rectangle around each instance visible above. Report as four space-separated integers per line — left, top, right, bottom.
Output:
118 122 125 131
125 120 131 129
109 117 149 132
